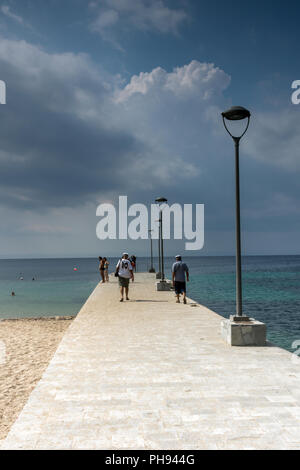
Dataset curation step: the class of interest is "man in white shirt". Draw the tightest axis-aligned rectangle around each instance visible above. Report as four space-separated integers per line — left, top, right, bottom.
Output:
116 253 134 302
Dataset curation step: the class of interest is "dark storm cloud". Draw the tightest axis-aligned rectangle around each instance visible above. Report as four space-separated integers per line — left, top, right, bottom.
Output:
0 94 143 209
0 37 148 209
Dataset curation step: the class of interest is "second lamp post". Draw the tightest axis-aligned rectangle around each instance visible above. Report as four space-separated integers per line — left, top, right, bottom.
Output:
148 229 155 273
155 197 168 282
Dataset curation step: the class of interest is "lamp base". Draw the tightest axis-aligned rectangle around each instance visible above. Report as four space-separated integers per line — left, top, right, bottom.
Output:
156 280 172 291
148 268 156 273
221 317 266 347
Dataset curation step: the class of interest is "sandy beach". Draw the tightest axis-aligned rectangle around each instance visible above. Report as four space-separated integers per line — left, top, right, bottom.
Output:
0 317 73 441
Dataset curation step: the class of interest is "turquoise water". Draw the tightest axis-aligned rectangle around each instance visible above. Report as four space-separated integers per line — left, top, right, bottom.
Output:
0 256 299 352
185 256 300 352
0 258 99 319
0 279 97 318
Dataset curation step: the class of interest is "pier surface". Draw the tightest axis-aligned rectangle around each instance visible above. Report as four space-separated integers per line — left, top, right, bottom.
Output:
2 273 300 450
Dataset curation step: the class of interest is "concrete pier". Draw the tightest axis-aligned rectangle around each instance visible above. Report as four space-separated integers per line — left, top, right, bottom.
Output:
1 273 300 450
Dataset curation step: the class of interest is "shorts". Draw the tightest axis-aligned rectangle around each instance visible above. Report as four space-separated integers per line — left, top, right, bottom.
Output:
174 281 186 295
119 276 130 288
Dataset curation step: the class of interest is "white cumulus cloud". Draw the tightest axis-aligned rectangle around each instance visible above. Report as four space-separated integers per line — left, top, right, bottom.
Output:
115 60 231 103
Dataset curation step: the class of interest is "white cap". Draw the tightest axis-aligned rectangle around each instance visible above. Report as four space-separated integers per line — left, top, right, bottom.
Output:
175 254 181 258
122 252 129 256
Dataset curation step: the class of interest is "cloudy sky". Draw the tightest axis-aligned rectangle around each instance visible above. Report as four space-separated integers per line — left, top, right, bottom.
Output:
0 0 299 258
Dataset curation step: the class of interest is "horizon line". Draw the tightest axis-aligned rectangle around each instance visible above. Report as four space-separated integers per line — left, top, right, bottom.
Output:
0 254 299 261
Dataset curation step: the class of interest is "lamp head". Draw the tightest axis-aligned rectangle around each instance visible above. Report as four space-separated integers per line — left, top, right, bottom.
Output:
155 197 168 204
221 106 251 140
222 106 251 121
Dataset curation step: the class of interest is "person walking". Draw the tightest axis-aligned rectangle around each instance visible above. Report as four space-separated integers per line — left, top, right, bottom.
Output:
115 253 134 302
130 255 137 272
99 256 105 283
104 257 109 282
172 255 189 304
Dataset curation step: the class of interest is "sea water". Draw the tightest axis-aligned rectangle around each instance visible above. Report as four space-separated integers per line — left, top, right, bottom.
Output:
0 256 299 352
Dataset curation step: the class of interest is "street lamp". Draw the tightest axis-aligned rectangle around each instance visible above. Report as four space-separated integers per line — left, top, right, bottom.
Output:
155 219 162 279
155 197 168 282
221 106 250 319
148 229 155 273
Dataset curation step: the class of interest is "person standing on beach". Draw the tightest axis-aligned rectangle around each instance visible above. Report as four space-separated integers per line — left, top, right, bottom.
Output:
115 253 134 302
104 257 109 282
172 255 189 304
99 256 105 283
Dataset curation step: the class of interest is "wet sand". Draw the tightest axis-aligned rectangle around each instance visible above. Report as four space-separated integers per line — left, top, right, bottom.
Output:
0 317 73 441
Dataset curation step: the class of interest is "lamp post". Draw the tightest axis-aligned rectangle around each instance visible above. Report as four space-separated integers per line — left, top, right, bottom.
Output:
155 219 162 279
148 229 155 273
221 106 250 319
155 197 168 282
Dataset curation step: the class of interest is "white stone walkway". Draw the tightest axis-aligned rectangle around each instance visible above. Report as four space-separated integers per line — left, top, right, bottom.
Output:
2 273 300 450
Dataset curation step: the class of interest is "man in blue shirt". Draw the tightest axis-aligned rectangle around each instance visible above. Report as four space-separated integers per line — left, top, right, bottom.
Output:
172 255 189 304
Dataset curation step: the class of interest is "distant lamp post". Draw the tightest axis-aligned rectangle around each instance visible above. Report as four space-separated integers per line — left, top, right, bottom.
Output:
221 106 250 319
155 219 161 279
148 229 155 273
155 197 168 282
